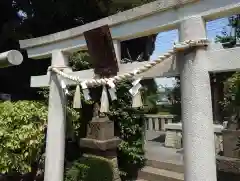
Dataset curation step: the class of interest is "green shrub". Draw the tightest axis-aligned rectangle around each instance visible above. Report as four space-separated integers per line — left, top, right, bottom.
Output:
221 72 240 129
0 99 80 176
65 155 114 181
108 80 145 179
0 101 47 173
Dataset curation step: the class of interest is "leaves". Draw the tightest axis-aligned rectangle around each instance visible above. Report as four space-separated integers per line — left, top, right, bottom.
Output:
221 72 240 127
107 80 145 179
0 101 47 173
216 15 240 129
65 156 114 181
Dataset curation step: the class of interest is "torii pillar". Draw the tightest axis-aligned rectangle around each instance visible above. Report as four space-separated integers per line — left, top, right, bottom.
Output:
178 16 217 181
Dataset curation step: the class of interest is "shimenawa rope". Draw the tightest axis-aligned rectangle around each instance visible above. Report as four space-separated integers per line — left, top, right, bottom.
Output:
48 39 209 111
48 39 209 88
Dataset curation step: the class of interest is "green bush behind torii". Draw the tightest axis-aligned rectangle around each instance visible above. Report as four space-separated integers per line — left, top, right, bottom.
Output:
0 101 47 174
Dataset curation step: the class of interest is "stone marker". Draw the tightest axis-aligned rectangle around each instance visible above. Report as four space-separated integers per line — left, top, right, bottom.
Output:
80 103 121 181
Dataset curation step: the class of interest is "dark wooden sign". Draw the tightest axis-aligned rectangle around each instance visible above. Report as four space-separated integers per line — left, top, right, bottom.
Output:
83 25 119 77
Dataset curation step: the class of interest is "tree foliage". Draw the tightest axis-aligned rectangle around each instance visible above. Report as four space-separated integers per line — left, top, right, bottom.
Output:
221 72 240 129
216 15 240 44
216 15 240 127
0 101 47 174
109 80 145 179
0 99 80 179
4 0 154 38
0 0 157 180
0 0 157 101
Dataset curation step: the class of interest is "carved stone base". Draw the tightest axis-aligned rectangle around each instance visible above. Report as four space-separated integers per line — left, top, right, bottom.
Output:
80 116 121 181
80 137 121 151
87 116 114 140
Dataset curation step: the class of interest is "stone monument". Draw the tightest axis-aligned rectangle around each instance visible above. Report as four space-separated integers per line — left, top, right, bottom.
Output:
80 103 121 180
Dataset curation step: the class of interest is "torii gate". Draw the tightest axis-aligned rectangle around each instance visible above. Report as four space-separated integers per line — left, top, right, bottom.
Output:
19 0 240 181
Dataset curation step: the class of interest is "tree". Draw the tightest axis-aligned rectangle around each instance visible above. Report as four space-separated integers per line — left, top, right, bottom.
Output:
0 2 158 180
0 0 157 101
216 15 240 44
213 15 240 124
222 72 240 129
13 0 154 38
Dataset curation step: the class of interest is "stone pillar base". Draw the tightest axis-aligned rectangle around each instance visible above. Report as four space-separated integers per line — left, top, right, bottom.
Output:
80 137 121 151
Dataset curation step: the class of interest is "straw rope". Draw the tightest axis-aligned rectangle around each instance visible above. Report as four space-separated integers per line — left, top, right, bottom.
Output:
49 39 209 88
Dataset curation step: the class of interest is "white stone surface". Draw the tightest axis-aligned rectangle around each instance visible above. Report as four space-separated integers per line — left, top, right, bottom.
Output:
165 123 182 131
208 47 240 72
165 122 224 133
165 130 182 149
178 17 217 181
164 122 224 154
44 51 68 181
145 115 175 131
0 50 23 68
30 44 240 87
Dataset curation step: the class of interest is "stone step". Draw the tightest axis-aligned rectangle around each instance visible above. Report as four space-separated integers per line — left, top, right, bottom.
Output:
138 166 184 181
146 159 184 173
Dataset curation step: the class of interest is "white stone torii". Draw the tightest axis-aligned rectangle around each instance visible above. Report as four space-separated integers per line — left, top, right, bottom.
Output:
19 1 240 181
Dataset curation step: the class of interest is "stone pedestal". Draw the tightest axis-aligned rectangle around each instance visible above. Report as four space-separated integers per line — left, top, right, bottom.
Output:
164 123 224 154
80 116 121 181
165 123 182 149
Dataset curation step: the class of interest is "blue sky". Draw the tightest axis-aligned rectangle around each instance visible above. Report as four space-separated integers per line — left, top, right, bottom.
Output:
150 18 230 88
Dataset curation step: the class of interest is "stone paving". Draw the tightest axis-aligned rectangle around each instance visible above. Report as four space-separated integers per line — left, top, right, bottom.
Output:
144 130 183 164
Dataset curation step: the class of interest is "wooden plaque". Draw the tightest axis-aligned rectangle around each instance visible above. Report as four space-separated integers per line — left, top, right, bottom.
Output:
84 25 119 77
